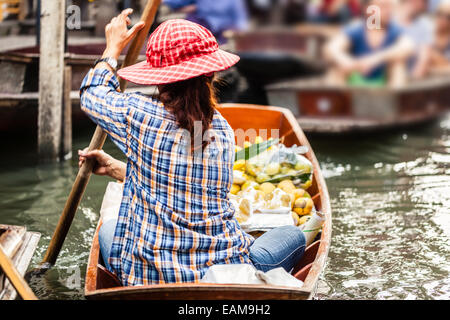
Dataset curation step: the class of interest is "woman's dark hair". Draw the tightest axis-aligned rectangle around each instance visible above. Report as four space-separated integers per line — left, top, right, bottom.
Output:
159 75 217 151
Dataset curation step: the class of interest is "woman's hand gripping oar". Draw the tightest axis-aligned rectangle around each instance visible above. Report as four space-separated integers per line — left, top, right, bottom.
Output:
31 0 161 274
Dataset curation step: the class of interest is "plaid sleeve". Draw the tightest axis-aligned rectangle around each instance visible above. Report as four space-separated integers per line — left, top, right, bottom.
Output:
80 68 129 155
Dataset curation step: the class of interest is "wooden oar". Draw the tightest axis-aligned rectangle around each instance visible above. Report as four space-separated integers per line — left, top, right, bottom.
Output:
37 0 161 270
0 246 38 300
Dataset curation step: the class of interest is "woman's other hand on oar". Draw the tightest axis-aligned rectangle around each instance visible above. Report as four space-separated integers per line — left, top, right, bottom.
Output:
103 8 146 60
78 149 126 182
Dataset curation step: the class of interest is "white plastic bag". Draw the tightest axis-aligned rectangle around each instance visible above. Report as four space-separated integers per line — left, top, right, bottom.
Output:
99 182 123 223
200 264 303 288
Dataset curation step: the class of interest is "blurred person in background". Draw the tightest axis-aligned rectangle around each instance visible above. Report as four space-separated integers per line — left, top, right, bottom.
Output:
396 0 434 79
324 0 414 87
163 0 249 43
308 0 362 24
429 0 442 12
429 0 450 73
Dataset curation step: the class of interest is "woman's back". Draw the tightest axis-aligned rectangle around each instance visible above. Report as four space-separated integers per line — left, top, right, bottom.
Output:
107 92 254 285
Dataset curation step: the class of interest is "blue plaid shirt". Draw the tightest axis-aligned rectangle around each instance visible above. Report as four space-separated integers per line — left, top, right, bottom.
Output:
80 68 254 285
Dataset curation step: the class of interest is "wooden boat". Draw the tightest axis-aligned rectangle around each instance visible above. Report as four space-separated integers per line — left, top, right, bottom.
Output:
266 77 450 134
225 25 338 85
0 43 147 91
0 225 40 300
85 104 332 300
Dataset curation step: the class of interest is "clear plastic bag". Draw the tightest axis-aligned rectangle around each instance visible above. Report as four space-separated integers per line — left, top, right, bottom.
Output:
245 144 313 186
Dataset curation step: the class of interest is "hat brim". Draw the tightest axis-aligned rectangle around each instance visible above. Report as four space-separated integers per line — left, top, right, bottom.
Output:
117 49 240 85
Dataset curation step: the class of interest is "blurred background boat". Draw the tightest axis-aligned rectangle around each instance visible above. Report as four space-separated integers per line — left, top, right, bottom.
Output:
266 76 450 134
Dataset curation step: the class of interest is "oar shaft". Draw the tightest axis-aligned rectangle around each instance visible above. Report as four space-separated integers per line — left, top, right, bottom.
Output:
0 246 38 300
42 126 106 265
119 0 161 90
41 0 161 267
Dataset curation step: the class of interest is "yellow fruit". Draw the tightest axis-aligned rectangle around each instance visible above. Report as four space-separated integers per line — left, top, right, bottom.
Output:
254 136 264 144
298 215 311 225
239 198 251 216
256 173 270 183
241 181 259 191
281 194 291 208
245 162 259 177
243 141 252 148
265 162 281 176
288 193 296 208
292 188 306 200
278 179 295 193
293 198 314 216
233 170 247 185
295 162 312 173
301 180 312 190
292 212 301 226
230 184 240 195
259 182 276 195
233 159 246 171
264 192 274 201
256 190 265 201
281 165 291 174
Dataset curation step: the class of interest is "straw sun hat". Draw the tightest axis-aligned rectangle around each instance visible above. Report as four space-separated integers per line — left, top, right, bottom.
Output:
117 19 240 85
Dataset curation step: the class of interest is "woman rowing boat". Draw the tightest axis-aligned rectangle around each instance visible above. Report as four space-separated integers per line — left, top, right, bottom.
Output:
78 9 306 286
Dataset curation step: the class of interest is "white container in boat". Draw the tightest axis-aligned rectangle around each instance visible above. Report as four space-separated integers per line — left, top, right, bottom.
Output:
302 210 325 246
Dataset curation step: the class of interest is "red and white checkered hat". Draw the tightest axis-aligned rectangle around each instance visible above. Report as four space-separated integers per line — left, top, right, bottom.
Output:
118 19 240 85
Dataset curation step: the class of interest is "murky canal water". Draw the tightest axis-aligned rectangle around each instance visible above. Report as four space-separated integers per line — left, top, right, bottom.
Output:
0 114 449 300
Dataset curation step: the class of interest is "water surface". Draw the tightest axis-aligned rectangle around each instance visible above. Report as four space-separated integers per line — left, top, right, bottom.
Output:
0 115 449 300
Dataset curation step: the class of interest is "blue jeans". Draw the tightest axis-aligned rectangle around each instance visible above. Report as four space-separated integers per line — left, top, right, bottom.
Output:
99 220 306 274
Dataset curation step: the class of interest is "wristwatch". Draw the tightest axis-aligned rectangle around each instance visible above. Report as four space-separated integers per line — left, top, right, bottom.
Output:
94 57 118 71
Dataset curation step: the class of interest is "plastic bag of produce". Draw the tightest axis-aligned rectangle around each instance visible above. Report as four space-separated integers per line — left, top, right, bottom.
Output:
244 144 313 187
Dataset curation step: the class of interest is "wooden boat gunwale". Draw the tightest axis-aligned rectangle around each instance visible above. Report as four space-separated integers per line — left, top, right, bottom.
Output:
0 227 40 301
85 104 332 300
295 112 447 134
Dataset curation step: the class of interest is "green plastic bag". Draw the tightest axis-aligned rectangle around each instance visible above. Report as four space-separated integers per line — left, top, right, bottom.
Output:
348 72 386 87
